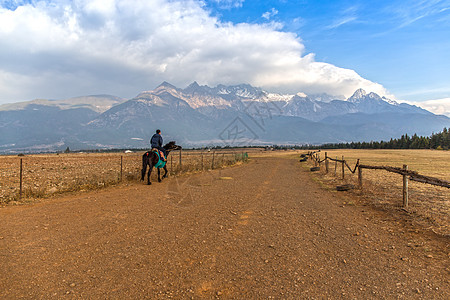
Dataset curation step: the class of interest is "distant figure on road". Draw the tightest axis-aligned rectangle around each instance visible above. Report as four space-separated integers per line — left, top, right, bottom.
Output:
151 129 167 159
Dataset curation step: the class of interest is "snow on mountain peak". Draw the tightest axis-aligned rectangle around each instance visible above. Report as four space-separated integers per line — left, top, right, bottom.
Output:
347 88 398 106
367 92 382 100
382 96 399 106
265 92 294 102
349 88 367 100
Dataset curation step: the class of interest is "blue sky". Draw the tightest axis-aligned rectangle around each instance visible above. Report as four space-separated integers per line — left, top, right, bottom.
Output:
0 0 449 114
204 0 450 102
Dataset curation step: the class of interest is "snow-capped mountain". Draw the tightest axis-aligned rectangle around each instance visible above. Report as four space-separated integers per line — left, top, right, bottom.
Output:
0 82 448 152
149 82 430 121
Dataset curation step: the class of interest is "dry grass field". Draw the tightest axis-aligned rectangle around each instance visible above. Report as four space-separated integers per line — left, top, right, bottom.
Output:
303 149 450 235
0 149 252 205
2 148 448 235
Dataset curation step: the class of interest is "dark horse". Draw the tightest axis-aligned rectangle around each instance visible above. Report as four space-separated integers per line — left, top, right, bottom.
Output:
141 141 182 185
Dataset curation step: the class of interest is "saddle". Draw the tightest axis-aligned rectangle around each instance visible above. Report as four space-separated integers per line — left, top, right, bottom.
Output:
151 148 166 162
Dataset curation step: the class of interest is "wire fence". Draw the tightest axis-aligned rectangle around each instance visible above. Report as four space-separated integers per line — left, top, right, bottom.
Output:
302 150 450 235
306 150 450 192
0 150 249 204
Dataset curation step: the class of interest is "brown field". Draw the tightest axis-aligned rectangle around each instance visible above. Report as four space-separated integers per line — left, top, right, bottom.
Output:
1 148 448 235
302 149 450 235
0 149 255 205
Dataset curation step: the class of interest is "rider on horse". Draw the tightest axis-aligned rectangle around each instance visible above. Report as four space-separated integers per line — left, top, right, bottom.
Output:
150 129 167 161
142 139 182 185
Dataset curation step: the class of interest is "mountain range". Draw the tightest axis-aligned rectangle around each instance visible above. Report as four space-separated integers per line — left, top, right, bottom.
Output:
1 82 449 152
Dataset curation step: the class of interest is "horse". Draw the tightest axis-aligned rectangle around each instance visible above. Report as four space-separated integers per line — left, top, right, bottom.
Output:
141 141 182 185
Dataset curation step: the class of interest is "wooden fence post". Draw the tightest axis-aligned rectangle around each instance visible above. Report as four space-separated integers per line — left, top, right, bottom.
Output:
358 165 362 188
325 152 329 173
201 152 204 170
334 156 337 176
179 149 182 170
120 155 123 181
403 165 409 207
170 155 173 174
341 156 345 179
19 158 23 199
211 151 215 169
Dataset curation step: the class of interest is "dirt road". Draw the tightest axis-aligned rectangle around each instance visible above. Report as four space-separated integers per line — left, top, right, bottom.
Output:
1 156 448 299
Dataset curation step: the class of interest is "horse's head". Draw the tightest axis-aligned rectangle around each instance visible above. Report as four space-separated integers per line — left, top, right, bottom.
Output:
164 141 182 152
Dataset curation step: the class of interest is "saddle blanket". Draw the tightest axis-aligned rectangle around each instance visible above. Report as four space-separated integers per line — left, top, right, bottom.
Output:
152 148 166 161
151 148 166 168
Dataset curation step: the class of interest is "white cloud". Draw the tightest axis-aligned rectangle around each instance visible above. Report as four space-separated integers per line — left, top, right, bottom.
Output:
262 8 278 20
211 0 245 9
387 0 449 28
403 98 450 117
0 0 390 103
326 16 357 29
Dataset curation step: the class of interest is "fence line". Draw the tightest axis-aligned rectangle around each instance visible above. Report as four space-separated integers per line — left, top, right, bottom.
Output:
305 150 450 208
0 150 249 204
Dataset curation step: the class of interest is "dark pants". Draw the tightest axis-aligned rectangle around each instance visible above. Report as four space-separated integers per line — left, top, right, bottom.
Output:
154 146 167 158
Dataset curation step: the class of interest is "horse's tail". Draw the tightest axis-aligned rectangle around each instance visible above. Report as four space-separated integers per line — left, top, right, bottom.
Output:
141 152 149 180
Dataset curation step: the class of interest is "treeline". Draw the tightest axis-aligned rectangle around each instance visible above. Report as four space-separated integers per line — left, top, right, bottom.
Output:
303 127 450 150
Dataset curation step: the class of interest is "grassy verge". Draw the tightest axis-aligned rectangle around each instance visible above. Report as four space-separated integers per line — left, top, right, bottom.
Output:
299 149 449 236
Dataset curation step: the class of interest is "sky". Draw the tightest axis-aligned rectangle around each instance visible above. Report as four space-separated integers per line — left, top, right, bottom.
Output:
0 0 449 114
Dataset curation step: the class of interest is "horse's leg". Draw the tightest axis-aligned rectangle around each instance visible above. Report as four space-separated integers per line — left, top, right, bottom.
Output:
157 168 162 182
147 164 153 185
162 165 168 178
141 155 147 181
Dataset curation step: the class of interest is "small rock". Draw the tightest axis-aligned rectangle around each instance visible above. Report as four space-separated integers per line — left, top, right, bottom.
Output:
217 291 223 296
70 283 76 287
425 254 433 258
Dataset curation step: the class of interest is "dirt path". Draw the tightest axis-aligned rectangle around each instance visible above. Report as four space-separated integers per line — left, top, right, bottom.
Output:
1 156 448 299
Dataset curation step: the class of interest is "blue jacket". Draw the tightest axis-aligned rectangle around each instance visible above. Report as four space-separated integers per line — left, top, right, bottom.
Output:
150 133 163 148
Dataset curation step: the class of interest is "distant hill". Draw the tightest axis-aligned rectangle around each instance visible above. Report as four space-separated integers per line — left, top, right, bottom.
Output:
0 95 126 113
0 83 449 153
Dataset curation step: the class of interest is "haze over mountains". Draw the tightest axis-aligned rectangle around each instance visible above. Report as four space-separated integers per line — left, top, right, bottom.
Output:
1 82 449 153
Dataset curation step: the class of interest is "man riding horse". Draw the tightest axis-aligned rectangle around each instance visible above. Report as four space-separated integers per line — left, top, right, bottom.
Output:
141 130 181 185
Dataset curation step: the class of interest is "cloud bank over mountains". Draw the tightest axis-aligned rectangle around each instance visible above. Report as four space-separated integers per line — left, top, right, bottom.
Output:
0 0 390 103
406 98 450 117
